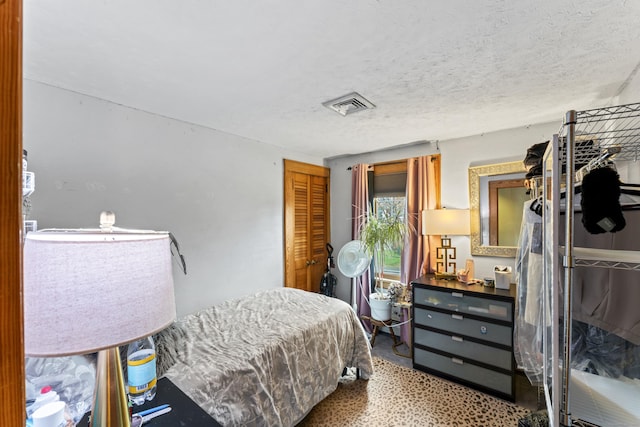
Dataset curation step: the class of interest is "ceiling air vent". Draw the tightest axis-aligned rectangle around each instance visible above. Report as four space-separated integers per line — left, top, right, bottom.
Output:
323 92 376 116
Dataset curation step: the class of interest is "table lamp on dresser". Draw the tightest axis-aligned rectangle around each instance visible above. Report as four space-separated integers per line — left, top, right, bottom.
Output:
422 208 470 280
23 213 176 427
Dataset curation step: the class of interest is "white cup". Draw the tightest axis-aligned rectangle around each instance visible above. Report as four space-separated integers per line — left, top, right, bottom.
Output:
32 401 66 427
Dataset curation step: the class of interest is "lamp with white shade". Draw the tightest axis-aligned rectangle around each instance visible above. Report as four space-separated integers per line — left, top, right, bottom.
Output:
422 208 471 279
23 215 176 427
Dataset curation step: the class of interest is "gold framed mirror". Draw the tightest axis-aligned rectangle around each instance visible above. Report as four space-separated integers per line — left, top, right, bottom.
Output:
469 161 528 257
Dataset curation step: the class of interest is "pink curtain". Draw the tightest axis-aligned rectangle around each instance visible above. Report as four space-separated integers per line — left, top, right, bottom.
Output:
400 155 440 342
351 164 372 332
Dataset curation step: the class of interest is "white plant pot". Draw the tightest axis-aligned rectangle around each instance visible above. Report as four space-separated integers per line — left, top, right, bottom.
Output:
370 294 392 321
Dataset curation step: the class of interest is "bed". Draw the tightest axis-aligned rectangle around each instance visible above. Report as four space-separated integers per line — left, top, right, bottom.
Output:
158 287 373 426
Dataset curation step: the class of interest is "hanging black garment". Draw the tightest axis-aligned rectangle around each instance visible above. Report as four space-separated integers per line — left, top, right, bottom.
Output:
523 141 549 179
320 243 337 297
580 167 626 234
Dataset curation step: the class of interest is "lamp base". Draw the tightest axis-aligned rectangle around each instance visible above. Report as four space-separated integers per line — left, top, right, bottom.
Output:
434 271 458 280
435 237 458 281
90 348 131 427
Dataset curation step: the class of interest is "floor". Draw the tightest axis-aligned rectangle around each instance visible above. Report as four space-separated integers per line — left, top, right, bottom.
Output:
300 355 531 426
369 331 542 412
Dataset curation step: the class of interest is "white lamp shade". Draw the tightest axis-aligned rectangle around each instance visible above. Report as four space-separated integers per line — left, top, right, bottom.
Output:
23 231 176 357
422 209 470 236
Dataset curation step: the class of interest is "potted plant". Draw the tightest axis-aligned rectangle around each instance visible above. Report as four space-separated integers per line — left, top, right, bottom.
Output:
359 200 408 320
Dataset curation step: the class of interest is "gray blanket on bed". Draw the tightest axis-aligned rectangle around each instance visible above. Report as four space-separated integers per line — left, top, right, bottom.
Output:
162 288 373 426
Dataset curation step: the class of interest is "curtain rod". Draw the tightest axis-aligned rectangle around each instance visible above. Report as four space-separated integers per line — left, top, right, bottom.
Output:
346 154 439 170
346 165 375 171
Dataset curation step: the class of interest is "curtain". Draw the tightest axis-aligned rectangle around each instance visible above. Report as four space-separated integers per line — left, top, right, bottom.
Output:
400 154 440 342
351 164 372 332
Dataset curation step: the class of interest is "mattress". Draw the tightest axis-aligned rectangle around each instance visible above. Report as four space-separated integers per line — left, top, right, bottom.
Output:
163 287 373 426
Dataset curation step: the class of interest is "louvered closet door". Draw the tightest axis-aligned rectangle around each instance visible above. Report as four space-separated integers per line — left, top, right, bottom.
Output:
284 160 330 292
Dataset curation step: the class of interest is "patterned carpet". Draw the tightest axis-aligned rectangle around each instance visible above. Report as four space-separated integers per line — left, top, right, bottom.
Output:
298 357 531 426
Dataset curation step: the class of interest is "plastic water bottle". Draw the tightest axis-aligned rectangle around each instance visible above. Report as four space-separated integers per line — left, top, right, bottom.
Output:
127 336 157 405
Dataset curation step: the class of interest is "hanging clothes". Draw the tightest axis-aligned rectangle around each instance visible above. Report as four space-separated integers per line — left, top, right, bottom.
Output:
514 198 547 385
569 209 640 345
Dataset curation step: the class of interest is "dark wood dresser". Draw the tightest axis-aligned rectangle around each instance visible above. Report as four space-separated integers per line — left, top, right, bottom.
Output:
411 274 517 402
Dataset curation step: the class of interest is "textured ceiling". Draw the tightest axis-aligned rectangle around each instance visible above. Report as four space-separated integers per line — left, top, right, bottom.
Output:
23 0 640 159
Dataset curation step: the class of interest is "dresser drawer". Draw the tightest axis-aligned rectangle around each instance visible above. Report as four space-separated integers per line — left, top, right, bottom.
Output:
414 286 512 321
414 307 512 347
414 347 512 396
414 328 512 371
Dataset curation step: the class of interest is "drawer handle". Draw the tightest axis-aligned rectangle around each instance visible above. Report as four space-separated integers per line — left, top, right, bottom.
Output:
451 335 463 342
452 314 464 320
451 357 464 365
451 292 463 298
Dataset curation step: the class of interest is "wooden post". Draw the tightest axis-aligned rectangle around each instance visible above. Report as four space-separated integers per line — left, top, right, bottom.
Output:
0 0 26 425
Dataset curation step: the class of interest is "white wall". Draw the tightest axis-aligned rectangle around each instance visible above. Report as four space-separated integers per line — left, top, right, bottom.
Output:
617 69 640 106
327 121 560 304
23 80 323 318
25 75 640 315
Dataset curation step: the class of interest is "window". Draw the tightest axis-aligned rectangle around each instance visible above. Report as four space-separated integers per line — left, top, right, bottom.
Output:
372 196 406 280
370 161 407 282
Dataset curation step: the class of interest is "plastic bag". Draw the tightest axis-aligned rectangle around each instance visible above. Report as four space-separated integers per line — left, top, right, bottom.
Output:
571 321 640 379
25 354 96 424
